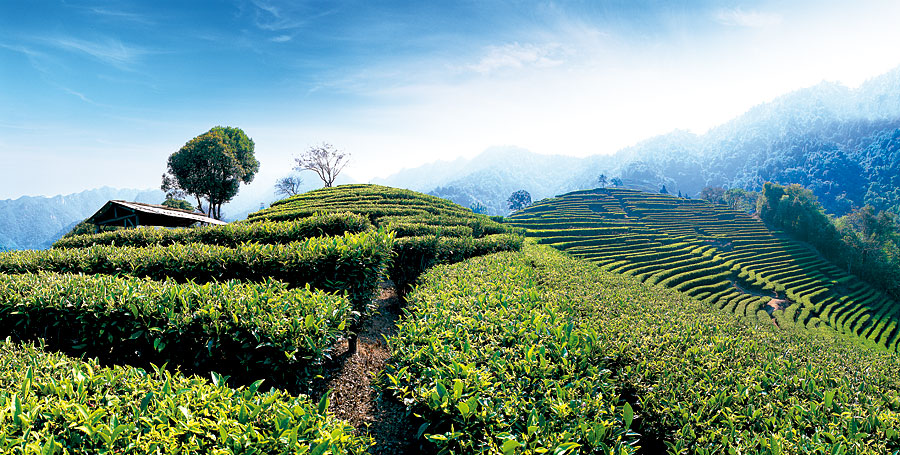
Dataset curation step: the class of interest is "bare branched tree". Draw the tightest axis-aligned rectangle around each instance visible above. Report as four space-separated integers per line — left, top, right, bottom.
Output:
294 143 350 188
274 175 304 197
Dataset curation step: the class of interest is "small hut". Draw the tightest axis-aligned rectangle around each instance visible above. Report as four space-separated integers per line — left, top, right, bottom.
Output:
87 200 227 229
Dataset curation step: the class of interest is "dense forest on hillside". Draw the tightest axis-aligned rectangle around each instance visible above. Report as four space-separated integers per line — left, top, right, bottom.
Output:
638 118 900 216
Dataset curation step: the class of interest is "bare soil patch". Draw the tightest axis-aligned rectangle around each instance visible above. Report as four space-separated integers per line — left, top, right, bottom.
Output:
765 298 789 313
311 282 426 454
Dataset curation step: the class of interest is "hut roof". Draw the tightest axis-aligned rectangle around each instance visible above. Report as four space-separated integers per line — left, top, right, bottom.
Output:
87 200 227 228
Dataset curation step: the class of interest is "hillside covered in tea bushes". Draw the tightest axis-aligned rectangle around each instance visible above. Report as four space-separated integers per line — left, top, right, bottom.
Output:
0 183 898 454
508 188 900 353
387 243 900 454
246 184 523 292
0 184 525 453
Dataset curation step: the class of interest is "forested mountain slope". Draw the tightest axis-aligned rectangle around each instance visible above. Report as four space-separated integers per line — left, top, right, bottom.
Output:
378 66 900 216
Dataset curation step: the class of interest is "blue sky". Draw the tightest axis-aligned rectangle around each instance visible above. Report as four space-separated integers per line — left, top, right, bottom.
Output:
3 0 900 199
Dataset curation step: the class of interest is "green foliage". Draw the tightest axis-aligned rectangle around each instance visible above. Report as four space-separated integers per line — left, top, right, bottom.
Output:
53 212 372 249
162 126 259 219
759 182 837 244
723 187 759 213
0 340 371 453
60 219 121 239
386 246 635 453
161 197 194 211
389 233 524 292
699 186 726 204
387 243 900 454
255 184 481 221
759 182 900 302
1 229 394 313
248 184 522 292
508 187 900 353
507 190 532 212
0 273 351 390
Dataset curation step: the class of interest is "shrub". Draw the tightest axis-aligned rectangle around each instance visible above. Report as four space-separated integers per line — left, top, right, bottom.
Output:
0 340 371 453
0 273 351 391
54 212 372 249
0 229 394 313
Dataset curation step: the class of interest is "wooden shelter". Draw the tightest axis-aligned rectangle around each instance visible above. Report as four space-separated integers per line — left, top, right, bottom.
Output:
87 200 227 229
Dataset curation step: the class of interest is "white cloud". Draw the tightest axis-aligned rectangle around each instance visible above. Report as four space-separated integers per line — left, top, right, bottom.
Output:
249 0 306 31
60 87 92 103
271 35 292 43
44 37 147 70
467 42 567 74
713 8 783 28
87 7 154 25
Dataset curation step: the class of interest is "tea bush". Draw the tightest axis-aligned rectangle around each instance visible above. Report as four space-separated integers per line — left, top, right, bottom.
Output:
508 188 900 352
386 243 900 454
53 212 372 249
0 273 351 391
248 185 522 292
0 229 394 313
0 340 371 453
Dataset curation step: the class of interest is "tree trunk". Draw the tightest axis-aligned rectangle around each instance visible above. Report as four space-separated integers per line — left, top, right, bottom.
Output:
347 333 358 355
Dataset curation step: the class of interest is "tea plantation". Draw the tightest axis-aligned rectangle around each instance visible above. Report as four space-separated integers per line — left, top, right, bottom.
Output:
0 185 521 453
387 243 900 454
508 188 900 353
0 184 898 454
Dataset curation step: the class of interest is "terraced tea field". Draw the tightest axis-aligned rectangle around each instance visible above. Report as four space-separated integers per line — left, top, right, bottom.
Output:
248 184 523 292
2 183 899 454
0 184 522 453
508 188 900 352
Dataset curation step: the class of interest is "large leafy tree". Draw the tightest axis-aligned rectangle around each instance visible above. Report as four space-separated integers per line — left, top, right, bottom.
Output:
699 186 726 204
161 126 258 220
161 197 194 211
507 190 532 212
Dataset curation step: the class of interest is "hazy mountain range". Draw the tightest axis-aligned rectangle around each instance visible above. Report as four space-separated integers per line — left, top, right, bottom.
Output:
5 66 900 249
378 66 900 216
0 170 357 251
0 187 165 251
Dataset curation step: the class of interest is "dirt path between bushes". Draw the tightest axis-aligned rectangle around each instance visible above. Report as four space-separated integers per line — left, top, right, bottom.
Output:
314 282 424 454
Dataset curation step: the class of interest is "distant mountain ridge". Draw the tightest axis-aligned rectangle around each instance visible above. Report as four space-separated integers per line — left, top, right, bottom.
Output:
377 65 900 216
0 187 165 251
0 169 361 251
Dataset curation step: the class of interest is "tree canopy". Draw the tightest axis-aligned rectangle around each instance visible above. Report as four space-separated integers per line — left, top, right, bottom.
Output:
470 201 488 214
699 186 726 205
755 182 900 301
161 198 194 211
161 126 258 220
507 190 532 212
